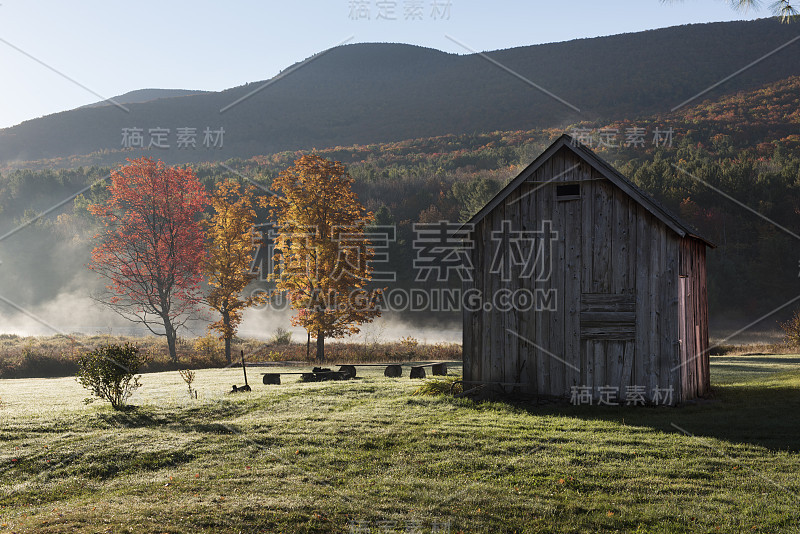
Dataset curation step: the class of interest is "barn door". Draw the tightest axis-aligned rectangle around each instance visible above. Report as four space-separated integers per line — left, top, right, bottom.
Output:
579 294 636 395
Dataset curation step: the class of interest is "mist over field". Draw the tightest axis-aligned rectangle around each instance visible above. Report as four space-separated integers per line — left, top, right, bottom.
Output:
0 152 466 343
0 282 462 343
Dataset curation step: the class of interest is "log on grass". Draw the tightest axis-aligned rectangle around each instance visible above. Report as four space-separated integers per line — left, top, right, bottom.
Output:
431 363 448 376
384 365 403 378
262 373 281 385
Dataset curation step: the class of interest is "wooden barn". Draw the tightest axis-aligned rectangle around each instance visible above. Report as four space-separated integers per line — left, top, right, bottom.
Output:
462 134 714 404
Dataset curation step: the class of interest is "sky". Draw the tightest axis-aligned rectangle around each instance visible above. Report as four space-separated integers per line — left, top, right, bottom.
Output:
0 0 767 129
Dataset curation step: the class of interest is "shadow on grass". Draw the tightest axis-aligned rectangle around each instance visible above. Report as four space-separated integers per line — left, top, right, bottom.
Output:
90 400 257 435
712 356 800 365
496 381 800 453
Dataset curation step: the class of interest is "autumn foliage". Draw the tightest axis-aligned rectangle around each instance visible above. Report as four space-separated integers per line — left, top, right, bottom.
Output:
266 155 382 362
89 158 208 362
203 181 264 363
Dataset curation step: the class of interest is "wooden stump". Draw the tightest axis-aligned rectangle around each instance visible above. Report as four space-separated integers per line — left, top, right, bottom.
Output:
262 373 281 385
338 365 357 379
410 366 426 379
384 364 402 378
431 363 448 376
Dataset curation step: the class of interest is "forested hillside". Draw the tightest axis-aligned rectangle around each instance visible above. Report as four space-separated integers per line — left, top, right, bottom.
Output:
1 18 798 168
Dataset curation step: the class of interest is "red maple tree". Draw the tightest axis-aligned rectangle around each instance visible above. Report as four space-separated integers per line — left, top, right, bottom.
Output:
89 157 208 362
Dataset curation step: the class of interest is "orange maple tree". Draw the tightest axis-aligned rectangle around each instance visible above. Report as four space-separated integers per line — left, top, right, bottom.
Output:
88 157 208 362
266 155 382 362
203 181 265 363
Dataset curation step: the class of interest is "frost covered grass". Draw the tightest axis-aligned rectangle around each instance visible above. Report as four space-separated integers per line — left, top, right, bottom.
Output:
0 356 798 532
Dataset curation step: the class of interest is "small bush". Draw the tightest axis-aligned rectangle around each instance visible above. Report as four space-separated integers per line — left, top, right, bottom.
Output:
76 343 149 409
13 348 77 378
399 336 419 350
271 327 293 345
179 369 196 398
781 310 800 349
193 334 224 360
265 350 286 362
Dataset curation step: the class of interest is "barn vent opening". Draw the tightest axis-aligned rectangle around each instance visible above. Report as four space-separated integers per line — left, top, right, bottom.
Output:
556 183 580 200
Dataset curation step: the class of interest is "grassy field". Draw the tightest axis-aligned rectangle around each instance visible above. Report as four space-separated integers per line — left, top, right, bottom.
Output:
0 355 798 533
0 333 461 379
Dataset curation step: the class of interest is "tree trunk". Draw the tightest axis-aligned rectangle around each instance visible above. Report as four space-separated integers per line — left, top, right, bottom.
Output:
164 319 178 363
316 330 325 363
223 313 232 364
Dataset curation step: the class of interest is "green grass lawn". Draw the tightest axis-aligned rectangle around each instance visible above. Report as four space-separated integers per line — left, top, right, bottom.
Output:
0 356 798 533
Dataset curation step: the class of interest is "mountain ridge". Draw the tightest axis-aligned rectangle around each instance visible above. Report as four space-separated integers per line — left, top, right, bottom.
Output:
1 17 798 168
80 88 209 109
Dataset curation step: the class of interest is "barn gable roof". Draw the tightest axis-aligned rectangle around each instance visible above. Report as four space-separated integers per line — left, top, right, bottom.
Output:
465 134 715 248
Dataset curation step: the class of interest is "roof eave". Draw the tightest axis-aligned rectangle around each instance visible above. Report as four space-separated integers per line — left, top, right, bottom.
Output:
464 134 715 248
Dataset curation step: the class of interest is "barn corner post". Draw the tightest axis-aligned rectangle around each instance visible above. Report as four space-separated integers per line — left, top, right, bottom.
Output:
677 236 712 402
461 134 713 405
461 220 475 387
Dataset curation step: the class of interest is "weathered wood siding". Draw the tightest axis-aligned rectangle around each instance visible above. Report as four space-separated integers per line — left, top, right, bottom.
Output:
463 145 708 404
678 238 711 400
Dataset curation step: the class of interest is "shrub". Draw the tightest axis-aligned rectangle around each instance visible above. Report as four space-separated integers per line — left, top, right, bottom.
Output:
76 343 149 409
780 309 800 349
271 327 293 345
193 334 224 360
265 350 286 362
13 348 77 378
399 336 419 351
